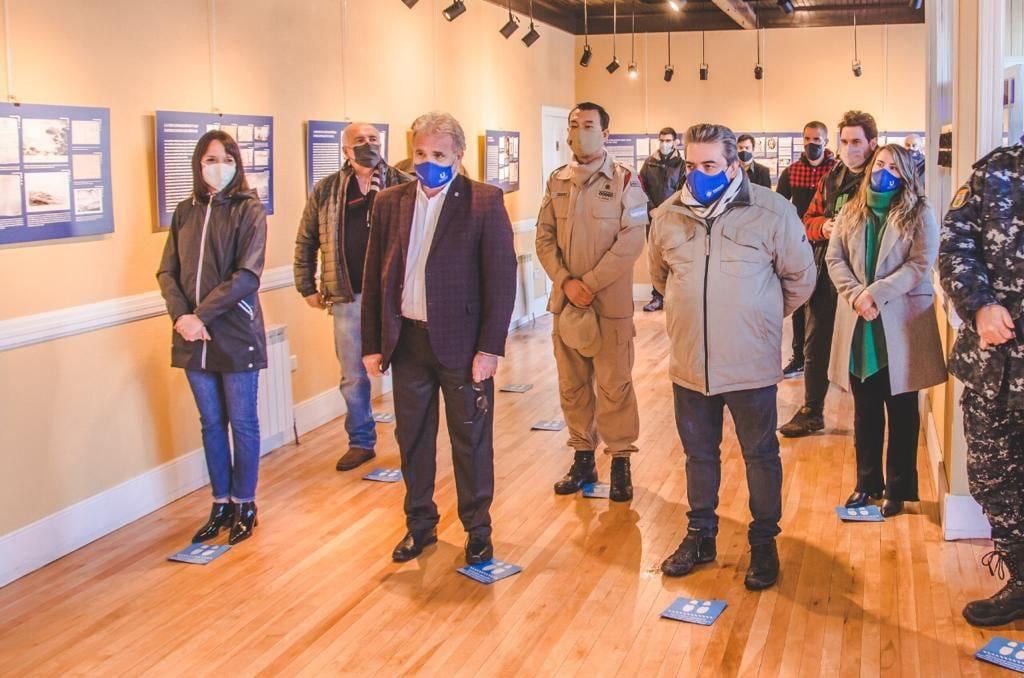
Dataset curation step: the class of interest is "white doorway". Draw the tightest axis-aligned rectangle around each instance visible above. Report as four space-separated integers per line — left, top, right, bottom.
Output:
541 106 572 190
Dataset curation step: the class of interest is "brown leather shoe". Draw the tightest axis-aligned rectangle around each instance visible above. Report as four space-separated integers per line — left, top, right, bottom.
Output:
336 447 376 471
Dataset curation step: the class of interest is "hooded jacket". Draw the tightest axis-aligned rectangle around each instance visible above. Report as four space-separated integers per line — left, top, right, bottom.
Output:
157 190 268 372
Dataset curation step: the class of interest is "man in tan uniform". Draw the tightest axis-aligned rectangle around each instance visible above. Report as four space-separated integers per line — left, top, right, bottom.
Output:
535 101 649 503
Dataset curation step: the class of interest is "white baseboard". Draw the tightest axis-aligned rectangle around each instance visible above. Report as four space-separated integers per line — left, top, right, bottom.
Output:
633 283 656 301
944 493 992 541
921 395 948 524
0 382 354 589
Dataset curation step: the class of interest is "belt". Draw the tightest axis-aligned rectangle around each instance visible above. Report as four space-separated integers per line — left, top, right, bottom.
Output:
402 317 429 330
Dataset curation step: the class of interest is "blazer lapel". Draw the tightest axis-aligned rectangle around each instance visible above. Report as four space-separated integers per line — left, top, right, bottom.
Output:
427 175 465 258
398 182 416 264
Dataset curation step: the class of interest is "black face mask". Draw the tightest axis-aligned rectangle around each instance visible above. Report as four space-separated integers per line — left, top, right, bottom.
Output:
738 150 754 163
805 143 824 161
352 142 382 169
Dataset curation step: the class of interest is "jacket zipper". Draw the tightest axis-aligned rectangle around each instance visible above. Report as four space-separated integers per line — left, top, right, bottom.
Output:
702 218 713 396
196 198 213 370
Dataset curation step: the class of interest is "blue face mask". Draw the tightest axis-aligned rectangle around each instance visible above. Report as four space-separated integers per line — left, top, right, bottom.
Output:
415 160 456 189
870 168 902 193
686 168 730 205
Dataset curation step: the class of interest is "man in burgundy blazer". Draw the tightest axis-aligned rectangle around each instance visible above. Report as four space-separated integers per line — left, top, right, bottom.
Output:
362 111 517 566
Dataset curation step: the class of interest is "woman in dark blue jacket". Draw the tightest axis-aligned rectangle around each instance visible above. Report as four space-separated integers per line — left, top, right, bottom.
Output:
157 130 268 545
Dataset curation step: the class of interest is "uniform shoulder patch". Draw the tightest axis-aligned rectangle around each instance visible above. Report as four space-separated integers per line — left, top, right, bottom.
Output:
950 185 970 210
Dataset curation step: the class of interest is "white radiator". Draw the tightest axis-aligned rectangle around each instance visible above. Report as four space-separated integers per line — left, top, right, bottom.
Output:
258 324 295 454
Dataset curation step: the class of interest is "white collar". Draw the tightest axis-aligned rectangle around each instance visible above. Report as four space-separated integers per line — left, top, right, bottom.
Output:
416 175 456 202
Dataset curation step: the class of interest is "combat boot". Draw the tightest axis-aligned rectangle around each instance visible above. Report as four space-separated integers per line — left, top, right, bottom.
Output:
963 544 1024 627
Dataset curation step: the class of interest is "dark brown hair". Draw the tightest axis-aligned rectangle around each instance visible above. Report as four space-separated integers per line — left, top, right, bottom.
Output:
837 110 878 142
191 129 249 198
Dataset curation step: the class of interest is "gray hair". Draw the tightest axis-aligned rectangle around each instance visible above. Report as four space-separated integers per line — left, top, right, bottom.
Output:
685 123 738 165
411 111 466 154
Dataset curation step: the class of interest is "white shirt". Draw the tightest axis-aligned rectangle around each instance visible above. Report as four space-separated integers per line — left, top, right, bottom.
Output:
401 178 454 321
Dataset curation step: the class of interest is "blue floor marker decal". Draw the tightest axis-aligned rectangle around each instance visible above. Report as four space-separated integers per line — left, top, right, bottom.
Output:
835 505 885 522
976 637 1024 673
582 482 611 498
168 544 230 565
363 468 403 483
457 559 523 584
661 597 728 626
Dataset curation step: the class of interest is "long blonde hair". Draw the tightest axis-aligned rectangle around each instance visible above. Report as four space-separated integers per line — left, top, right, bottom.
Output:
835 144 928 240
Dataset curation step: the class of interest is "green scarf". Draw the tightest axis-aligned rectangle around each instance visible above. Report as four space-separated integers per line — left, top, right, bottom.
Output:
851 188 896 381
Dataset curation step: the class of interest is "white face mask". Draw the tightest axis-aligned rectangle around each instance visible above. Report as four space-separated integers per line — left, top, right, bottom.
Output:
202 162 236 192
660 142 674 156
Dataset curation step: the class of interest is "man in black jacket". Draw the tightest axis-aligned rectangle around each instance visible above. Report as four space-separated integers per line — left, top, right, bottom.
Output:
294 122 412 472
737 134 772 188
775 121 836 378
639 127 684 312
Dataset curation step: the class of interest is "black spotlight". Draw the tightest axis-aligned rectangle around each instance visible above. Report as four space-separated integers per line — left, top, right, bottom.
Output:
402 0 419 7
607 56 621 74
908 0 923 8
699 63 709 81
522 23 540 47
777 0 794 13
500 14 519 38
580 44 593 67
664 64 674 82
852 59 863 77
754 64 763 80
442 0 466 21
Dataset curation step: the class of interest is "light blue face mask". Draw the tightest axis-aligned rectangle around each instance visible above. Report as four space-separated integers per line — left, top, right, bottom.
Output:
415 160 456 189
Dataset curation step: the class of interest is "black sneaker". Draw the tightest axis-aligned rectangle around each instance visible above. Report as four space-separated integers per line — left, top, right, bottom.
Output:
745 541 780 591
782 357 805 379
779 406 824 437
661 530 717 577
963 547 1024 627
643 296 664 312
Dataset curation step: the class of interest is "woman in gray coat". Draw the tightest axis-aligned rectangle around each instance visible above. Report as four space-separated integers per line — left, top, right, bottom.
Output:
826 144 946 516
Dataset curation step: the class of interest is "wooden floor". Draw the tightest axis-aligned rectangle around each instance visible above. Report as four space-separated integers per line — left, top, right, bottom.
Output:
1 312 1022 677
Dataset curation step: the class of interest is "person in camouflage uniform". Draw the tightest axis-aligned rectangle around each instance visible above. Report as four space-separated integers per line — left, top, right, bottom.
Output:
939 143 1024 627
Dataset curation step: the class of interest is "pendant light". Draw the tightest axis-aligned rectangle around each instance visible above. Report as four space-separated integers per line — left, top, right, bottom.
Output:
499 0 519 38
607 0 620 73
627 0 638 79
580 0 593 66
522 0 540 46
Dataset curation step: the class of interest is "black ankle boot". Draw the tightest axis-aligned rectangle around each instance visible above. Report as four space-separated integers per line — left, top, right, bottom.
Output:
963 545 1024 627
228 502 258 545
554 451 597 495
609 457 633 502
192 502 234 543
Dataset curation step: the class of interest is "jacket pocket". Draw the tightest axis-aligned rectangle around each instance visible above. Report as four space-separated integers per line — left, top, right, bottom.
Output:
237 299 256 320
720 222 770 278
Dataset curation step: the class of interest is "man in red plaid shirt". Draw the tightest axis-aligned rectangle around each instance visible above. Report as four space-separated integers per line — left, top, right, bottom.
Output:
775 121 836 379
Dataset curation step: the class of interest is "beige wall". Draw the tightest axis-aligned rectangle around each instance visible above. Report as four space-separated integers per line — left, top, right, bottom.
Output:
574 24 927 284
0 0 575 536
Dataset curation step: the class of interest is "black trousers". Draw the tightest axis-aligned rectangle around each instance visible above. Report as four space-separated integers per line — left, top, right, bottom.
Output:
803 253 838 412
646 221 662 300
791 305 805 362
391 321 495 538
849 367 920 501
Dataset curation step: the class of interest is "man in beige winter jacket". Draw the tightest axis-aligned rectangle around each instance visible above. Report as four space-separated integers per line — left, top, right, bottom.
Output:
535 101 648 503
650 124 815 591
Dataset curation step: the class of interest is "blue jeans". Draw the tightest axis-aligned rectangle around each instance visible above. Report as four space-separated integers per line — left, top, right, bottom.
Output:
332 296 376 450
673 384 782 546
185 369 261 502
